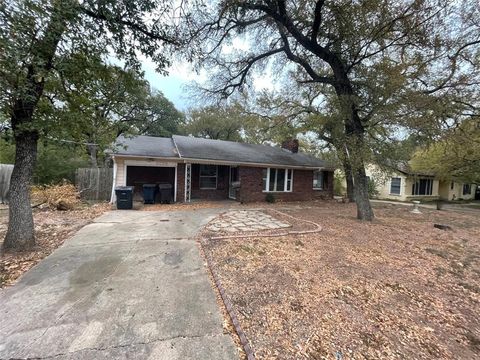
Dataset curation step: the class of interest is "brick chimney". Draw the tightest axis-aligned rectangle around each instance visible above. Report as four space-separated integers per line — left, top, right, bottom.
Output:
281 138 299 153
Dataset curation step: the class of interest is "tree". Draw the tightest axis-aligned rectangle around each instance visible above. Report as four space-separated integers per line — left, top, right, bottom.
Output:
183 104 245 141
0 0 179 251
48 57 184 167
184 0 479 220
411 119 480 183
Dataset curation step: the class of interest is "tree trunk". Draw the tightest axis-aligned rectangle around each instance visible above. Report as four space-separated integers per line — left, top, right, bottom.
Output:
3 132 39 251
87 143 98 167
334 79 374 220
3 3 70 251
343 159 355 202
352 163 374 220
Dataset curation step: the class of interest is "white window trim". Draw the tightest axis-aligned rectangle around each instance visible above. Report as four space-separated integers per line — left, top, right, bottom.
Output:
263 168 293 193
390 177 402 196
412 178 433 196
313 170 324 190
199 165 218 190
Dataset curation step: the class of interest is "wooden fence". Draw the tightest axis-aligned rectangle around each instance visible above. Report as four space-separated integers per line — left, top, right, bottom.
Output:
0 164 14 204
75 168 113 201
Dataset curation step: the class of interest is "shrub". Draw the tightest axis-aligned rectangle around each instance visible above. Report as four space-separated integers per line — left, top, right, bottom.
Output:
367 178 379 198
334 173 346 196
265 193 276 203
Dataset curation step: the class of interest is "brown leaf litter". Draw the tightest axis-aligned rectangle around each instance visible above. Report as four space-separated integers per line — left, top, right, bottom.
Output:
201 201 480 359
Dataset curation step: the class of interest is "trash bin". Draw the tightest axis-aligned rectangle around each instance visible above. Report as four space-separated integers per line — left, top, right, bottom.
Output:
115 186 134 210
143 184 157 204
158 183 173 204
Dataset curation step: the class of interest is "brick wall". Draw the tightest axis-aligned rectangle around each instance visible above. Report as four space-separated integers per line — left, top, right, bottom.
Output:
191 164 229 200
237 166 333 203
176 163 185 202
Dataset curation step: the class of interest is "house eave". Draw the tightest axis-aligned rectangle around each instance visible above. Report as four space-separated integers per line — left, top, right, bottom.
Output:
112 154 334 170
178 157 333 170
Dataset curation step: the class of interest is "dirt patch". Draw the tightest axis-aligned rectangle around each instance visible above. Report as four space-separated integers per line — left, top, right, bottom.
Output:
0 203 110 288
202 201 480 359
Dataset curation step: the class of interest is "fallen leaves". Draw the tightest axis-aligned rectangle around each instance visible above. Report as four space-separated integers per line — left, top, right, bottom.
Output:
202 201 480 359
0 202 110 288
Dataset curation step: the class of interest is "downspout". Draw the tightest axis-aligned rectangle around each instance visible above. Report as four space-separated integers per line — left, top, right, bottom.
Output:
110 156 117 203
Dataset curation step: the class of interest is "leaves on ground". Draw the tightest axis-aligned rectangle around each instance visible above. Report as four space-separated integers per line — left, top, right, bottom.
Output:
202 201 480 359
0 202 110 288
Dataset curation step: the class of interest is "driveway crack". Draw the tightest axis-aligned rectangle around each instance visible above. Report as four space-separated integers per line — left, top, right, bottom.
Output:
5 332 226 359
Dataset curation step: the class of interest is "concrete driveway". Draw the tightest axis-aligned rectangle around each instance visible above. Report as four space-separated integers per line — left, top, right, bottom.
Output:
0 208 238 359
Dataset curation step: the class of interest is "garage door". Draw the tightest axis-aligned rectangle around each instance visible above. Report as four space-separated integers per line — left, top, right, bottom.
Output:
126 166 175 197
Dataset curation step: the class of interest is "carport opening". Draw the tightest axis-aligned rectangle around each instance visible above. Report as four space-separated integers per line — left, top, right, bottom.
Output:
126 166 175 202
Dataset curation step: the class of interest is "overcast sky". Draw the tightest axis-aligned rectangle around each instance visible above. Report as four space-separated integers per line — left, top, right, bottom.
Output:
140 50 276 111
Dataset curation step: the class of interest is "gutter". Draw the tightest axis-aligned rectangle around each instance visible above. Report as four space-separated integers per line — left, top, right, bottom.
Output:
112 154 335 170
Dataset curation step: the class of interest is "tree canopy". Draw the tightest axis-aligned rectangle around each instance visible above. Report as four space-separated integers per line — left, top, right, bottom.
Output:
0 0 182 250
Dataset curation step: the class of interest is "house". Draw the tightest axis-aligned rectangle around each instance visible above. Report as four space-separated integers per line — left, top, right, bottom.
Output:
109 135 334 203
364 163 477 202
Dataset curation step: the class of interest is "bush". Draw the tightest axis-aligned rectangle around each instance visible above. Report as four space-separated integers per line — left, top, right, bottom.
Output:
334 173 346 196
31 182 81 210
265 193 276 203
367 178 379 198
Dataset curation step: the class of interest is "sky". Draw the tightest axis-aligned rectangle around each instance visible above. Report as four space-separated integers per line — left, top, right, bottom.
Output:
140 53 276 111
141 59 203 111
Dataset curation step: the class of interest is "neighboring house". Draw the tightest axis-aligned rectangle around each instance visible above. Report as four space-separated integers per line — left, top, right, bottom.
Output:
365 163 477 202
109 135 334 203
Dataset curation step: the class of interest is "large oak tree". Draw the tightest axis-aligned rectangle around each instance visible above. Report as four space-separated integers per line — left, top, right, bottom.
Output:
183 0 479 220
0 0 180 251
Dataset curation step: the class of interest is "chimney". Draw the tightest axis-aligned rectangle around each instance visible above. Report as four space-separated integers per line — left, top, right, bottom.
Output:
281 138 299 153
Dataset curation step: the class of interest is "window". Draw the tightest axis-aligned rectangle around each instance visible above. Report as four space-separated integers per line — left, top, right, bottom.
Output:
463 183 471 195
450 181 454 190
412 178 433 195
199 165 217 189
313 170 324 190
390 177 401 195
263 168 293 192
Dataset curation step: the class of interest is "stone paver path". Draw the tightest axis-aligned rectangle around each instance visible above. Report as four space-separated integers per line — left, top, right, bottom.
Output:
206 210 291 233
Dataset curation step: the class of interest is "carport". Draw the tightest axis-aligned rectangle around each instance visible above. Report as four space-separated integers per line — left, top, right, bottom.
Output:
111 157 178 203
126 165 176 201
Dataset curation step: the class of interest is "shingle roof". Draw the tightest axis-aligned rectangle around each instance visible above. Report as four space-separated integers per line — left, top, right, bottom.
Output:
111 135 332 169
113 135 178 158
173 135 329 168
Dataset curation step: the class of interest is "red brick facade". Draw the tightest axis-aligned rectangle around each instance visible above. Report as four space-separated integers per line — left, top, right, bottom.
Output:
176 164 333 203
191 164 229 200
176 163 185 202
236 166 333 203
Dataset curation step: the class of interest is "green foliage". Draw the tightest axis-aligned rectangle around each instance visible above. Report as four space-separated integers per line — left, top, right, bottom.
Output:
410 119 480 183
367 178 379 198
0 137 88 184
137 91 185 137
34 142 89 184
265 193 275 203
183 105 244 141
333 173 346 197
0 137 15 164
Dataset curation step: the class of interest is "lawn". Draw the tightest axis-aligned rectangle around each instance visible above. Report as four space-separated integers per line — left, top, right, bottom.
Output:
202 201 480 359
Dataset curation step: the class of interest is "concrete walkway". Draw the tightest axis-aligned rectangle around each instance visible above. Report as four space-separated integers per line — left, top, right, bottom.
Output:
0 209 238 359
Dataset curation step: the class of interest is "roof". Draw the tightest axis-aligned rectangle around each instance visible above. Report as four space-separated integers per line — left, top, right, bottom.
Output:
113 135 178 158
111 135 332 169
379 160 435 177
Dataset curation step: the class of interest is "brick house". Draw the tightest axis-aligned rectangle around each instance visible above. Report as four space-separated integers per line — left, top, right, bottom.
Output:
109 135 334 203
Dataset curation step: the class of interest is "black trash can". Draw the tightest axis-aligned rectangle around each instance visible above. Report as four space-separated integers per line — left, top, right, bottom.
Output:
158 183 173 204
115 186 135 210
143 184 158 204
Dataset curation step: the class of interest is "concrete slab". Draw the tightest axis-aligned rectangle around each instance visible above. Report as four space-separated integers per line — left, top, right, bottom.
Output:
0 208 238 360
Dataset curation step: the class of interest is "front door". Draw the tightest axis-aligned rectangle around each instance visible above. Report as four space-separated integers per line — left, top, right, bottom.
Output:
229 166 239 199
